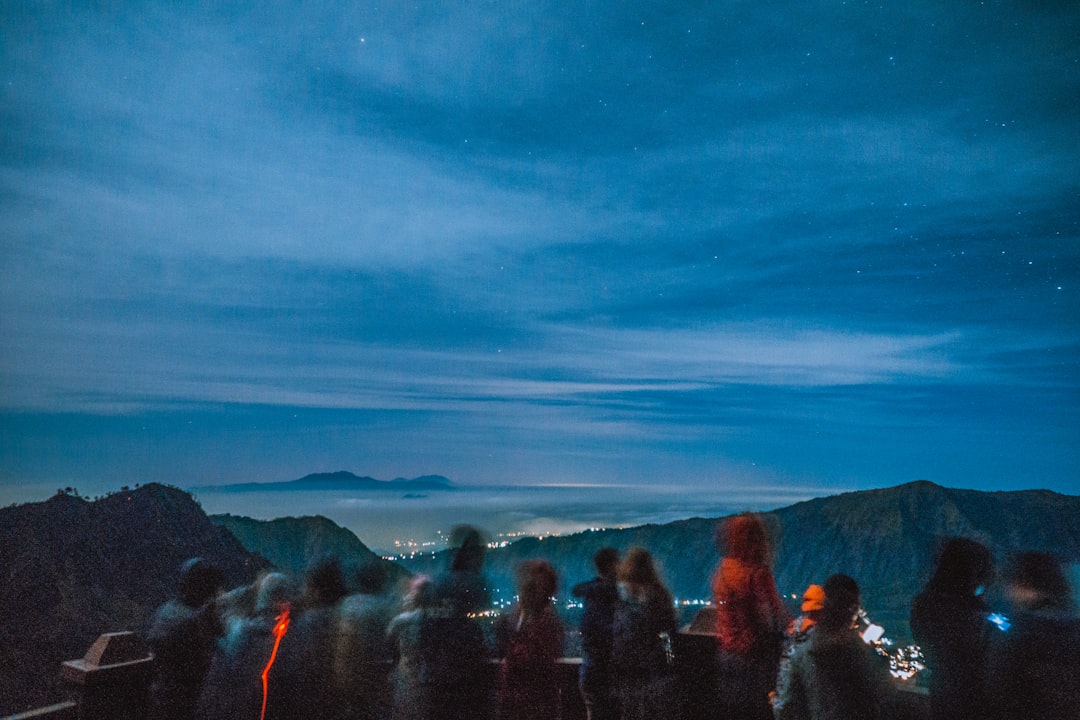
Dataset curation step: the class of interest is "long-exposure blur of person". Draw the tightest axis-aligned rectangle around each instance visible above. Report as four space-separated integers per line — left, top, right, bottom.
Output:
495 560 564 720
774 584 825 695
712 513 790 720
275 555 349 720
989 552 1080 719
611 547 679 720
572 547 621 720
427 525 492 720
198 572 293 720
335 559 396 720
145 557 225 720
388 575 438 720
910 537 995 720
434 524 491 615
773 574 891 720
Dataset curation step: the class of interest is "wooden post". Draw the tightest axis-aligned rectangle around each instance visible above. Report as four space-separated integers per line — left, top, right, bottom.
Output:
60 632 153 720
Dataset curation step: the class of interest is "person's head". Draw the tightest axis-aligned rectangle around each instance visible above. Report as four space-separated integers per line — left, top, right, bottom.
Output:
1006 552 1075 613
719 513 772 567
177 557 225 608
354 559 388 595
403 574 435 611
927 537 993 596
594 547 620 579
619 546 662 588
517 560 558 613
820 574 860 631
255 572 293 614
801 584 826 622
449 525 487 573
304 555 347 607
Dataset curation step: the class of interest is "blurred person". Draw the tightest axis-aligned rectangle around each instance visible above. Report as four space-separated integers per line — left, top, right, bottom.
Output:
434 524 491 614
773 574 891 720
388 574 438 720
426 525 493 720
275 555 349 720
713 513 790 720
989 552 1080 719
145 557 225 720
910 537 995 720
774 584 825 693
573 547 622 720
788 585 825 640
611 547 679 720
495 560 564 720
199 572 294 720
335 560 396 720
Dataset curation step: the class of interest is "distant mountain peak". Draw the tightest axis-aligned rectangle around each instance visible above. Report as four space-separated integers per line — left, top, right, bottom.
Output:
295 470 378 484
193 472 455 493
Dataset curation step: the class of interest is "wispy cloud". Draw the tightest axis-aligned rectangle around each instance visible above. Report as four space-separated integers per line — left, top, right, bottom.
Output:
1 0 1077 497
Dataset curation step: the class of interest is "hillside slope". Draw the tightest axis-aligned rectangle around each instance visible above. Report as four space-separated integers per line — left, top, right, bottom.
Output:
210 513 409 584
401 481 1080 635
0 484 268 715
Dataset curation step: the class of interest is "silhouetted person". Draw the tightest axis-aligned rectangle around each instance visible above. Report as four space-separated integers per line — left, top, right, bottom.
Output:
611 547 678 720
910 537 994 720
335 560 395 720
573 547 621 720
427 525 492 720
146 557 225 720
276 555 349 720
199 572 294 720
496 560 564 720
713 513 789 720
989 552 1080 719
774 574 891 720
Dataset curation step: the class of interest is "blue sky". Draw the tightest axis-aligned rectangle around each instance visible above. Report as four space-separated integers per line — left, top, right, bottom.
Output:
1 1 1078 503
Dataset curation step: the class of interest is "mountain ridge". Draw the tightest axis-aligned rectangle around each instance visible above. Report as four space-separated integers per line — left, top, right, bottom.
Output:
3 478 1077 714
400 480 1080 636
193 470 456 493
209 512 410 584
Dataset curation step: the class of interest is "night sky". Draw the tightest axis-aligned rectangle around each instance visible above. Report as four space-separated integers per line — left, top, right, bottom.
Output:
2 1 1078 505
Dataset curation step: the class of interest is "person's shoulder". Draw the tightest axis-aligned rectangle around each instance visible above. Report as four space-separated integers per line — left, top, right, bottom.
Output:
787 634 814 672
572 577 601 597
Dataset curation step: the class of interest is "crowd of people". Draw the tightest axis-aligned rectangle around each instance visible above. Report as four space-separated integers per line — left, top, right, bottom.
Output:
144 515 1079 720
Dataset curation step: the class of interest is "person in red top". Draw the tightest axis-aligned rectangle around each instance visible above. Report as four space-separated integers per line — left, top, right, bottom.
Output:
712 513 790 720
495 560 564 720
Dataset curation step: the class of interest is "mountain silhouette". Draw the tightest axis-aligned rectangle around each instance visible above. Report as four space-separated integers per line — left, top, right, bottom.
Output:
195 470 456 493
401 480 1080 636
210 513 409 584
3 479 1077 715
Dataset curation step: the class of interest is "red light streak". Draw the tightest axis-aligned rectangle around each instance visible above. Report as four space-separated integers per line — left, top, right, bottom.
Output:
260 609 290 720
